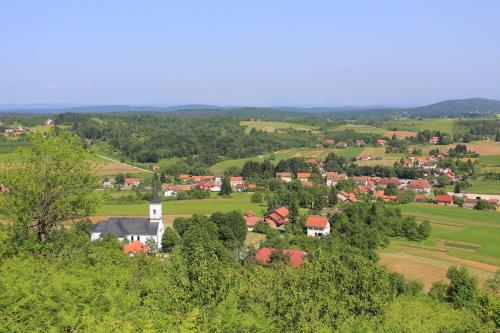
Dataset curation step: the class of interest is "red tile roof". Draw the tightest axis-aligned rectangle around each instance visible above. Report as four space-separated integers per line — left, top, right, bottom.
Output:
276 172 292 177
255 247 307 268
125 178 143 185
436 195 453 204
123 240 150 255
305 215 329 228
297 172 310 178
179 174 190 179
230 176 244 181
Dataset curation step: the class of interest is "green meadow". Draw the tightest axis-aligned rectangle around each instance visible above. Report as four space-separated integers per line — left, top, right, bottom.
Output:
383 118 457 134
332 124 386 134
397 203 500 265
97 193 266 216
240 120 318 133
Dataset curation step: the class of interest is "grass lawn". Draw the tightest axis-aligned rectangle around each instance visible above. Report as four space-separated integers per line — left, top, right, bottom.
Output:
96 193 266 216
245 232 266 247
331 124 386 135
478 155 500 173
462 178 500 194
240 120 318 133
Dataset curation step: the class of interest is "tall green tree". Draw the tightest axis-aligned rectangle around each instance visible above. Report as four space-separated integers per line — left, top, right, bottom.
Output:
0 131 99 243
220 177 232 196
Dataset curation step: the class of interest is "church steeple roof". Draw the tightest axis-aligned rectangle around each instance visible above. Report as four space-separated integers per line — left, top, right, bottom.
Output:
151 173 161 204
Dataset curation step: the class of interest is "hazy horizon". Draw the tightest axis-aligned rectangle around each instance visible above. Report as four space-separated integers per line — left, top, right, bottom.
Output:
2 1 500 106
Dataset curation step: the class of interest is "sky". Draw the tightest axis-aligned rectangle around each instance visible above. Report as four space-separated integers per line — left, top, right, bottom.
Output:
1 0 500 107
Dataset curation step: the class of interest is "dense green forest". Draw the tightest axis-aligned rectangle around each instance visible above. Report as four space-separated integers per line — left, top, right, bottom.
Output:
54 113 318 163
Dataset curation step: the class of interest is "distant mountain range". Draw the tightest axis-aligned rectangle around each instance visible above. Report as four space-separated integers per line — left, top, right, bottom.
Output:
1 98 499 118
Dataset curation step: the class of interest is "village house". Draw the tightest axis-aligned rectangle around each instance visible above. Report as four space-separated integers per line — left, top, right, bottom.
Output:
436 194 453 206
255 247 307 267
336 141 348 148
307 159 318 165
44 118 53 125
90 185 165 250
276 172 293 183
296 172 310 182
407 179 432 194
358 155 373 161
376 177 401 188
179 174 190 182
337 190 350 202
355 140 366 147
377 139 387 146
123 240 150 256
374 190 397 202
325 139 335 146
151 164 160 172
102 180 113 188
123 178 143 188
429 136 439 144
247 183 257 191
326 173 347 187
229 176 244 189
243 211 264 231
264 206 289 230
305 215 330 237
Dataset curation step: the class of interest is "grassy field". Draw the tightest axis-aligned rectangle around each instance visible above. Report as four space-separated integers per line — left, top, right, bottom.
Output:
383 118 457 133
454 178 500 194
478 155 500 173
356 147 402 166
380 202 500 290
332 124 386 134
240 120 318 133
384 130 417 139
96 193 266 217
413 140 500 156
208 147 364 173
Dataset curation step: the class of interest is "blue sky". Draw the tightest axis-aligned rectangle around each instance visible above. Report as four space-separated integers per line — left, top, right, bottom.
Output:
1 1 500 106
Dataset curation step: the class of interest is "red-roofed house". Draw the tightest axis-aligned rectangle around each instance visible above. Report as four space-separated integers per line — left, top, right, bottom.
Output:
276 172 292 183
429 136 439 144
124 178 143 188
296 172 310 182
265 206 290 229
337 141 348 148
325 139 335 146
355 140 366 147
407 179 432 194
229 176 244 188
123 240 150 256
307 159 318 165
377 139 387 146
255 247 307 268
179 174 190 181
436 194 453 206
305 215 330 236
243 211 264 231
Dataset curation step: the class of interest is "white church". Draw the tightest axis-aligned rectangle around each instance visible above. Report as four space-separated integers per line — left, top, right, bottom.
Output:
90 181 165 250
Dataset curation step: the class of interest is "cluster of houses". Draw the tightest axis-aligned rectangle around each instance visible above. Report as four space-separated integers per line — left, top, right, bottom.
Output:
320 138 388 149
243 207 332 237
2 119 53 137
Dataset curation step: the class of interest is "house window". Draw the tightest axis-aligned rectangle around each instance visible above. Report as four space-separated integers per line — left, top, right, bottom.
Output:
153 209 156 215
131 236 134 241
137 236 140 241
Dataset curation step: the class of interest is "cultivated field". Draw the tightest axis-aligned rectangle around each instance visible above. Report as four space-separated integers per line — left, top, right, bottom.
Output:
240 120 318 133
415 140 500 156
356 147 401 166
332 124 386 134
383 118 457 133
380 203 500 290
384 130 417 139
